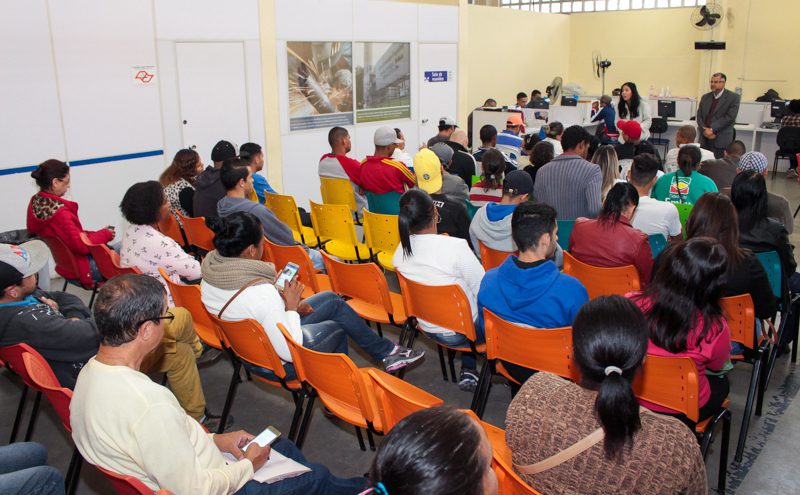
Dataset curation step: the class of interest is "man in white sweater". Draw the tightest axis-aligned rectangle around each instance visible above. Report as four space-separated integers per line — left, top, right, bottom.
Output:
71 274 365 495
663 125 715 173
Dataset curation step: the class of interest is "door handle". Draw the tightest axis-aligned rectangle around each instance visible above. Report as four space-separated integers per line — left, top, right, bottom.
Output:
421 118 429 124
190 145 197 150
183 120 188 124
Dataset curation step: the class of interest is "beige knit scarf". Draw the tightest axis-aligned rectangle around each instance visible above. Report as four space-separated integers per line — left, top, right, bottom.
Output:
201 249 277 290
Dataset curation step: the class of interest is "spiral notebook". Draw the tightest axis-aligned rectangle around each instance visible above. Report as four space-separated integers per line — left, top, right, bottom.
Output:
222 450 311 484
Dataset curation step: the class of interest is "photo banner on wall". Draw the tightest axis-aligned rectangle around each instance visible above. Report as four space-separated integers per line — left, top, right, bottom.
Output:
287 42 354 131
354 42 411 123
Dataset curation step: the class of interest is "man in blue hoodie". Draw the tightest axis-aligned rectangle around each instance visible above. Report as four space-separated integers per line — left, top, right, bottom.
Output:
477 202 588 385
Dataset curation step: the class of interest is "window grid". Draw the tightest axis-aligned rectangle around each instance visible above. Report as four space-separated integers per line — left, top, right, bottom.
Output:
499 0 704 12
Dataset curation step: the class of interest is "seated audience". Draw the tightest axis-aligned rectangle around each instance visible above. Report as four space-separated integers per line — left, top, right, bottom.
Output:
477 202 587 384
522 140 554 187
391 128 414 169
71 274 366 495
614 120 659 178
664 125 715 173
445 129 478 188
194 140 237 219
160 148 203 217
240 142 277 204
534 125 602 220
365 406 497 495
427 117 458 147
414 149 472 246
0 442 64 495
723 139 747 167
469 170 532 257
319 126 366 213
630 238 731 425
570 183 653 285
473 124 516 174
361 126 416 194
216 158 324 270
514 91 528 109
429 142 469 203
495 114 524 163
780 99 800 178
201 212 422 372
590 94 618 140
27 159 114 285
516 133 540 168
652 145 717 205
720 151 793 234
591 145 622 200
525 89 543 106
628 154 682 241
541 121 564 157
506 296 707 495
469 149 505 207
392 190 485 392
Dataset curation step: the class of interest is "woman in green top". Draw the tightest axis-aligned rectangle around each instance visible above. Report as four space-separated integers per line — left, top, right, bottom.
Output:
652 146 717 204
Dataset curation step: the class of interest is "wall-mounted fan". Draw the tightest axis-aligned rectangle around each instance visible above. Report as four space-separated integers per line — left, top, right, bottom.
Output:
592 51 612 95
691 2 723 30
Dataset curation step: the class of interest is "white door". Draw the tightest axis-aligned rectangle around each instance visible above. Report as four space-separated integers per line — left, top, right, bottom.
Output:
418 44 458 146
176 42 250 163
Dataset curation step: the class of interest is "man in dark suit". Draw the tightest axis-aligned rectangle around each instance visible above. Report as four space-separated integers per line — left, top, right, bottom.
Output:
696 72 741 158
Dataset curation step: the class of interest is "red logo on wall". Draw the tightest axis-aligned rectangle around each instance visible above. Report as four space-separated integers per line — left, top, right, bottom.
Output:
134 70 154 84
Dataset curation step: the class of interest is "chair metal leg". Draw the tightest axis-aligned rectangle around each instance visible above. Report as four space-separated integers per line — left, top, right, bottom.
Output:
446 348 458 382
218 360 242 434
436 346 448 381
718 410 731 493
295 395 316 450
65 449 83 495
87 287 98 308
366 428 376 451
734 352 762 462
24 391 42 441
62 279 68 291
755 347 770 417
287 392 305 442
354 426 366 451
470 359 493 417
406 326 418 348
9 386 29 443
375 322 383 338
793 202 800 219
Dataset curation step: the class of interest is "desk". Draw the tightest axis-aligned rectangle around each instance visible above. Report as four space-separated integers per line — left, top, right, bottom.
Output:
659 120 780 166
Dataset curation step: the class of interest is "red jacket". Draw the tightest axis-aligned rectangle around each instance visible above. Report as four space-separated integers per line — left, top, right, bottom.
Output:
26 192 113 284
568 216 653 286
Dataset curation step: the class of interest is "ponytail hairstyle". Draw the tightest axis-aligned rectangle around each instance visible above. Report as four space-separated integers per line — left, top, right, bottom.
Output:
398 189 435 259
480 148 505 191
598 182 639 226
543 121 564 139
618 82 641 120
30 159 69 192
206 211 263 257
368 406 489 495
572 295 649 459
677 145 701 177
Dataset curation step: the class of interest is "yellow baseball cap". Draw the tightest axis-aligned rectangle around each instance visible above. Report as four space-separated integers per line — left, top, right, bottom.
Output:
413 149 443 194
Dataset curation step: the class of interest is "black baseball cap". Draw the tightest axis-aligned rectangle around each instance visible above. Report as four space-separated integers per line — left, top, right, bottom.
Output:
211 140 236 162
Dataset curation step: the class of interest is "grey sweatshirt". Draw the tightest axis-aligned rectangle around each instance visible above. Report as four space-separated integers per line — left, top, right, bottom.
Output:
217 196 296 246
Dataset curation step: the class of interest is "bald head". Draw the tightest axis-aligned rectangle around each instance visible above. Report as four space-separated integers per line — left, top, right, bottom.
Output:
450 129 468 148
676 125 697 145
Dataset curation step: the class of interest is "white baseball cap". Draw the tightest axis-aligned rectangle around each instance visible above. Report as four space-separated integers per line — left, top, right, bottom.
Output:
0 241 50 289
374 126 404 146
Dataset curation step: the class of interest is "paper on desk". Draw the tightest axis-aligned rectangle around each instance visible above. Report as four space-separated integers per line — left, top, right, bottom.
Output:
222 450 311 484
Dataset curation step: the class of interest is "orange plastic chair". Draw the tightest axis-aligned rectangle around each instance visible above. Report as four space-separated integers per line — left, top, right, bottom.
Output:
562 251 640 299
472 309 578 418
264 192 320 247
157 211 187 247
1 344 45 443
309 200 370 262
277 323 381 451
478 241 517 272
175 211 215 252
264 237 331 298
633 355 731 492
39 234 101 306
397 273 485 383
367 368 443 431
158 268 223 350
320 252 406 336
79 233 142 279
95 465 175 495
362 210 399 271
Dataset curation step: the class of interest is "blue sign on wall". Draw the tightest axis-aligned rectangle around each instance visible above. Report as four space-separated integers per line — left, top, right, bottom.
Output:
424 71 448 82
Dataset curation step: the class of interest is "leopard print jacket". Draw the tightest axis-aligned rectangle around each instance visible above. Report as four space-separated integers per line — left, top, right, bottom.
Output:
30 194 64 221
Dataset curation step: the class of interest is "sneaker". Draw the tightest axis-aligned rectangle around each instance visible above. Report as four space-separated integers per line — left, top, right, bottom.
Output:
458 368 479 392
201 410 234 432
787 169 798 179
196 347 222 366
382 345 424 372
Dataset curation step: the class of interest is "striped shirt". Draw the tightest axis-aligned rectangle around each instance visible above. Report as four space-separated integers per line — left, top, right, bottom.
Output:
360 156 416 194
533 153 602 220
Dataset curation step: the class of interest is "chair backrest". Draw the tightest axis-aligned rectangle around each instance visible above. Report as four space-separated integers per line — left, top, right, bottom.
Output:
157 212 186 247
309 200 359 245
396 273 478 341
0 343 43 389
720 294 756 350
367 368 444 431
633 355 700 422
96 464 168 495
158 268 224 350
39 234 82 281
366 191 402 215
674 202 693 226
22 351 73 432
465 199 479 220
320 177 357 212
650 117 668 134
478 241 516 271
276 323 378 427
556 219 575 252
210 315 288 381
362 210 400 254
777 126 800 150
562 251 641 299
175 211 215 252
264 192 306 237
647 234 668 258
320 252 396 316
754 250 782 300
263 237 321 293
80 233 141 279
483 308 579 382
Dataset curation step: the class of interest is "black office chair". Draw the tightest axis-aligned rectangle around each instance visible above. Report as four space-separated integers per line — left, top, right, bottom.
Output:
649 117 670 158
772 127 800 178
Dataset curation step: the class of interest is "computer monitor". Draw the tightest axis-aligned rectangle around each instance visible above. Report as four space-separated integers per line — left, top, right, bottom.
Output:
560 96 577 107
528 98 549 109
771 100 787 120
658 100 676 119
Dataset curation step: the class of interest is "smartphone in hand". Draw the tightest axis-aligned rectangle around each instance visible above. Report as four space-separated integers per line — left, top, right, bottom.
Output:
275 262 300 290
244 426 281 450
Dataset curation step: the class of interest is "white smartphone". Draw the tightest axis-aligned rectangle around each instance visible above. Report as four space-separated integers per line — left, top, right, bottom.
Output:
274 262 300 290
244 426 281 450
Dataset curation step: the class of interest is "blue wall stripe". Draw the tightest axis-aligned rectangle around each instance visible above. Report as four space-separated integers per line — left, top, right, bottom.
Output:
0 150 164 177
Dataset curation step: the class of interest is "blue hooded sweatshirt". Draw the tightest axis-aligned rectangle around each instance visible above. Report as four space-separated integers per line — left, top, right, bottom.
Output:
477 257 588 330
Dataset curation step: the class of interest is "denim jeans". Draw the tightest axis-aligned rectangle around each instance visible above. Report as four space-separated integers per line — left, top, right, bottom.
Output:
305 247 326 272
234 438 366 495
424 331 477 371
301 291 395 361
0 442 64 495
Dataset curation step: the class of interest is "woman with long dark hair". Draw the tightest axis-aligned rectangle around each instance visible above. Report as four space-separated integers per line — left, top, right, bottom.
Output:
630 237 731 425
392 189 485 391
614 82 653 141
522 140 554 186
569 182 653 285
159 148 203 216
469 148 505 207
506 296 706 494
652 145 717 204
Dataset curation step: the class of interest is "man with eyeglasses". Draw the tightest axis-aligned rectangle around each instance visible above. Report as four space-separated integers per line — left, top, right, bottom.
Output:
696 72 741 159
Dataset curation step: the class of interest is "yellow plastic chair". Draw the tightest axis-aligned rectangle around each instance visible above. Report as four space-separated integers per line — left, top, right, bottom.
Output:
264 192 319 248
362 210 399 271
320 177 359 222
309 200 370 262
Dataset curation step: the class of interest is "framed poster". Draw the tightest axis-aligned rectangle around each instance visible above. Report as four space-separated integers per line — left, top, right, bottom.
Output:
354 42 410 123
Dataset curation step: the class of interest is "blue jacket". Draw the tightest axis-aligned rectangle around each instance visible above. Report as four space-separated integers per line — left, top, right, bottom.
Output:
592 105 617 134
477 257 588 330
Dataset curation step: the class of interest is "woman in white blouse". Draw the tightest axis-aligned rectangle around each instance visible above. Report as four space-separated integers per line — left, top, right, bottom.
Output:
542 121 564 157
614 82 652 142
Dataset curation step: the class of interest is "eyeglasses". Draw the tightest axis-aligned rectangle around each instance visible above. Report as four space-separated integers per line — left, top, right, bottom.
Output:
136 311 174 329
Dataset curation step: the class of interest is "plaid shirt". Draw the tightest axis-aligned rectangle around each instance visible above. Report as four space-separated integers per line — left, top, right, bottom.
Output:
782 113 800 128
